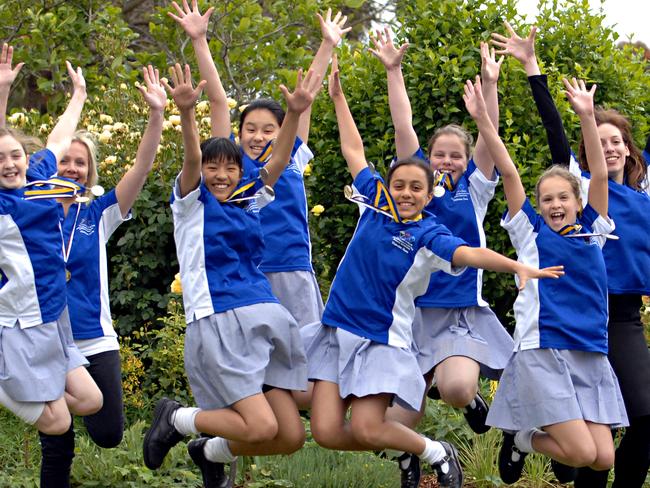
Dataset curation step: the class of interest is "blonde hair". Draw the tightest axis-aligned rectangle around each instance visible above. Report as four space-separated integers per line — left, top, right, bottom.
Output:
70 130 99 190
535 165 582 205
427 124 474 161
0 127 41 154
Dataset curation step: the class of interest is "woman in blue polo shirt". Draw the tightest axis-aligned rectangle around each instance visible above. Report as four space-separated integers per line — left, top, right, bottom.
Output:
33 65 167 488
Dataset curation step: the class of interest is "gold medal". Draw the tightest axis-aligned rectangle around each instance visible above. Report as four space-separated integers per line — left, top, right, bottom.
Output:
65 269 71 282
343 185 353 199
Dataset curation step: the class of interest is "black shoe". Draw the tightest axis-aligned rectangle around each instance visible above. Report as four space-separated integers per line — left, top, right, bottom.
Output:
396 452 421 488
188 438 231 488
431 441 463 488
427 384 441 400
463 392 491 434
498 432 527 484
551 459 578 483
143 398 185 469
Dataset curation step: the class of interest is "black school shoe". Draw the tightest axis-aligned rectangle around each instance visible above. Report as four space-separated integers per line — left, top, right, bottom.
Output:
551 459 578 483
396 452 421 488
498 432 527 484
188 437 231 488
143 397 185 469
463 392 491 434
431 441 463 488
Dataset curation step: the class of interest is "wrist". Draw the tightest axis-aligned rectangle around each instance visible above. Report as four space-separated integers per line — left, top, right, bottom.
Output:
522 59 541 76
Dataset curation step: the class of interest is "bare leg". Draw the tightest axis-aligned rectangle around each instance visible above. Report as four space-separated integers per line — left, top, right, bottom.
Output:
36 397 72 435
228 388 305 456
310 380 366 450
349 394 426 454
292 381 313 410
385 371 432 429
434 356 480 408
64 367 102 416
532 420 600 467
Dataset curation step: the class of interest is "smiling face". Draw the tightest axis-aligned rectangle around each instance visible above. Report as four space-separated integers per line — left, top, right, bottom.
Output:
239 108 280 160
598 123 629 184
537 175 582 232
202 157 243 202
58 140 90 186
428 133 469 184
0 134 28 190
388 164 433 220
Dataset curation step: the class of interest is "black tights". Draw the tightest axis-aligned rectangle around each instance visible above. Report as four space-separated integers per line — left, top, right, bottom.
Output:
39 350 124 488
575 415 650 488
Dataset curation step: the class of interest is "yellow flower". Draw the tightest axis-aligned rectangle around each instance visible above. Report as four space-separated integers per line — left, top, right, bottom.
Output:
200 117 211 127
171 273 183 294
196 100 210 115
103 155 117 165
98 131 112 143
169 115 181 126
303 163 312 177
238 103 249 113
8 112 26 125
489 380 499 400
113 122 128 132
99 114 113 124
102 124 114 132
86 124 98 133
120 83 128 90
311 204 325 216
162 120 174 131
227 97 237 110
39 124 50 135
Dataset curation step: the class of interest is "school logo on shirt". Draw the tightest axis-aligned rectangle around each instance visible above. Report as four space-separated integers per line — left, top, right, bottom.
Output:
77 219 96 236
286 161 301 175
392 230 415 253
245 201 260 214
451 183 469 202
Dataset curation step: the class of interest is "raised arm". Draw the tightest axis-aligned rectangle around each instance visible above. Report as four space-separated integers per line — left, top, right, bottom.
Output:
328 55 367 178
264 69 319 186
472 41 503 179
463 76 526 216
0 43 24 128
296 9 350 143
563 78 607 216
492 22 571 166
162 64 206 197
45 62 87 163
114 65 167 217
169 0 230 138
369 28 419 159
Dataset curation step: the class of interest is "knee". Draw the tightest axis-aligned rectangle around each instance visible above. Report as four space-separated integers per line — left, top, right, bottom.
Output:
38 414 72 436
567 445 598 467
591 450 615 471
243 417 278 444
90 428 123 449
77 390 104 417
438 381 477 408
350 419 383 449
311 418 340 449
276 425 306 454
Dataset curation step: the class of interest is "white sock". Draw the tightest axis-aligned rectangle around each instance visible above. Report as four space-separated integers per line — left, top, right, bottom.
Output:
171 407 200 435
203 436 236 463
419 437 446 465
514 428 540 453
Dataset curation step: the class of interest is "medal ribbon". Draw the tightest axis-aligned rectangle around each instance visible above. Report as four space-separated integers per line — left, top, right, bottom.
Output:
24 177 85 200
